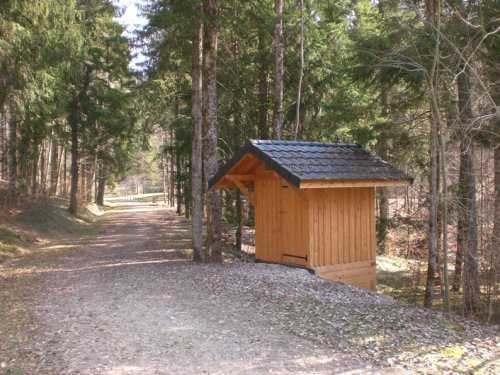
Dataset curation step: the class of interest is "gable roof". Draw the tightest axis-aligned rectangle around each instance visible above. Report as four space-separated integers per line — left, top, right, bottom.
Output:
209 139 413 189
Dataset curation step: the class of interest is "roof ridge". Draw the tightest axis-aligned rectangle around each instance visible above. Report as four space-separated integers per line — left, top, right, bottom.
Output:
249 139 360 148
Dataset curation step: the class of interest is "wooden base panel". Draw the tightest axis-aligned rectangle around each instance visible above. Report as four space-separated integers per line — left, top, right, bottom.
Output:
313 260 376 290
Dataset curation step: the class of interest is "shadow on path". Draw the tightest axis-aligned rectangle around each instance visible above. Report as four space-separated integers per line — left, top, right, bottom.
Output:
27 203 370 374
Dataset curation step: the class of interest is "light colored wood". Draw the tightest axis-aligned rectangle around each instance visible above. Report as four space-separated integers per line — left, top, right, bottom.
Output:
300 179 412 189
313 260 376 290
349 189 356 263
304 188 375 269
233 154 260 174
238 169 378 289
212 155 259 188
342 189 349 263
281 179 308 206
324 190 331 267
226 176 255 205
369 188 376 260
331 189 339 264
278 184 308 266
255 178 279 263
314 260 375 274
225 174 256 181
363 188 370 261
355 189 361 262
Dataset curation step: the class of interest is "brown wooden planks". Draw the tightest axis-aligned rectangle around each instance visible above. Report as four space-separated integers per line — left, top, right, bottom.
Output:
313 260 376 290
299 179 412 189
369 187 376 260
257 180 377 289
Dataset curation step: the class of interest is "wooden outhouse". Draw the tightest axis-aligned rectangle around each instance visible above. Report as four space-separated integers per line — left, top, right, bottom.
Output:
209 140 413 290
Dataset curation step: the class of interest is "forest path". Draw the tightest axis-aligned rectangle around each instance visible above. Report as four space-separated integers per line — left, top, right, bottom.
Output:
26 202 376 374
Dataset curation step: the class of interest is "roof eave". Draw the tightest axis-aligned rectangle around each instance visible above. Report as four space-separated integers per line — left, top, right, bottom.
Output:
299 178 413 189
208 140 254 189
209 140 302 189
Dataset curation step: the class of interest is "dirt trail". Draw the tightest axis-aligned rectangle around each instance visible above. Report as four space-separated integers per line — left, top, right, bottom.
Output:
24 202 375 374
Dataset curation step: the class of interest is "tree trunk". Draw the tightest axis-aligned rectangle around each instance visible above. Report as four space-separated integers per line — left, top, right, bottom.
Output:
191 17 204 261
40 141 47 195
258 31 269 139
490 144 500 321
460 140 480 314
438 102 450 312
184 164 190 220
95 163 105 206
235 190 242 251
272 0 284 140
31 144 39 197
162 154 168 204
376 86 390 255
81 159 86 204
68 95 79 215
169 127 175 207
61 147 68 197
455 65 481 315
203 0 223 263
89 162 94 203
49 139 59 196
294 0 304 140
423 0 441 309
452 213 464 291
8 109 17 207
1 105 8 180
175 149 182 215
425 104 440 309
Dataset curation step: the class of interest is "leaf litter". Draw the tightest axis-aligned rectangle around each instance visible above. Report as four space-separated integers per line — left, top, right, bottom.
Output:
0 203 497 374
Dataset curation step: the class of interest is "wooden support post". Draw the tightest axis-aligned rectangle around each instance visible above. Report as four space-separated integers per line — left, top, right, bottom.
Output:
226 176 255 205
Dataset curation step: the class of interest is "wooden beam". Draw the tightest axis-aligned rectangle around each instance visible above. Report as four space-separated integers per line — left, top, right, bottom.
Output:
299 179 413 189
226 176 256 205
244 156 263 173
225 174 256 181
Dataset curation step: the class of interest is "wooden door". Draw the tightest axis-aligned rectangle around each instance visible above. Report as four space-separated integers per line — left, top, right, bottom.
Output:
278 185 307 266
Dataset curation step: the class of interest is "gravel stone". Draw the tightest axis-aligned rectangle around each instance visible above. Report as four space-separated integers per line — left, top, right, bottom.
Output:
6 202 498 374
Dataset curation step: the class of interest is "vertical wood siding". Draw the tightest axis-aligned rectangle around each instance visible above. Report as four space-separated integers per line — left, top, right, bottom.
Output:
255 177 309 266
306 187 375 268
255 180 376 289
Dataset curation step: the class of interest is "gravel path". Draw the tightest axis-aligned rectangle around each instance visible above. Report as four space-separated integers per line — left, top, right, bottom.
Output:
6 203 499 374
26 203 377 374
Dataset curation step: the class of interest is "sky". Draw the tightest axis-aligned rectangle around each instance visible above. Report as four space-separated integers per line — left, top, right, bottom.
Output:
113 0 148 69
114 0 148 36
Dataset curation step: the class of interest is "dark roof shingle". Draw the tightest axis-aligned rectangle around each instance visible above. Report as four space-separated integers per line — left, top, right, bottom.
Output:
209 139 413 188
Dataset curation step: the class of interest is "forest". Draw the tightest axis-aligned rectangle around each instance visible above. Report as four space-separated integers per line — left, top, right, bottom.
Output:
0 0 498 322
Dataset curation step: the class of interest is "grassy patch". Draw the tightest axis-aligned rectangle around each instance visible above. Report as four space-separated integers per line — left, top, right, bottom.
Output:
437 321 465 333
441 345 467 359
377 256 425 305
0 227 34 263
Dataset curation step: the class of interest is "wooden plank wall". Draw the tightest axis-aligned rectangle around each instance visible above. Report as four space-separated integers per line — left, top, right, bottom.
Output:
255 181 376 289
314 260 376 290
254 178 280 263
254 177 309 265
278 185 309 267
306 187 375 268
307 187 376 290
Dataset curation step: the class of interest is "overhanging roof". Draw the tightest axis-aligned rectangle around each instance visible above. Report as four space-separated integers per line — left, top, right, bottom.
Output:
209 139 413 189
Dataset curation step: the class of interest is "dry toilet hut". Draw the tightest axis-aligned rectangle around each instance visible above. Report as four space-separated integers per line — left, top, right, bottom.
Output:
209 140 413 290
